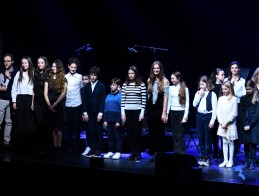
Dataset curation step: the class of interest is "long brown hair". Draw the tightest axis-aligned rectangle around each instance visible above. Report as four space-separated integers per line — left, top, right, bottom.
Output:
49 59 66 94
147 61 165 94
172 71 187 106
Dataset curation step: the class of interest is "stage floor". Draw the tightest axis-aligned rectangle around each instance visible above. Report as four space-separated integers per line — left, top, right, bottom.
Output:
0 132 259 194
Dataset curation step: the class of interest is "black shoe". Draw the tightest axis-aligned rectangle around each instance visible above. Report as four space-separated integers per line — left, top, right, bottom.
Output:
249 162 255 170
66 148 74 155
128 153 135 160
149 156 155 162
135 153 142 162
94 150 102 157
3 143 13 150
242 162 250 170
85 150 94 157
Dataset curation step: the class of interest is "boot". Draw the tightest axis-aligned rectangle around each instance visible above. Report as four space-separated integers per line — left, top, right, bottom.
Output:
242 162 250 170
249 160 256 170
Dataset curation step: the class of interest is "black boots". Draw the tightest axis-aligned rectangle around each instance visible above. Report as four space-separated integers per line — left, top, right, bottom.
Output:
242 160 256 170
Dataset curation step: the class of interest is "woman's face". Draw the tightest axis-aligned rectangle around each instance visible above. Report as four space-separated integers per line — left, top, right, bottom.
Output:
37 58 46 70
52 63 57 73
230 64 239 75
222 85 230 96
21 59 29 71
128 70 135 80
153 64 160 76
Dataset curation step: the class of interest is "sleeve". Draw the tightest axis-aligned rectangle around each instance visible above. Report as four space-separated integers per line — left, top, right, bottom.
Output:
239 96 247 127
225 97 238 124
167 86 172 114
193 91 202 108
140 82 147 117
99 83 106 114
121 83 126 116
183 87 189 119
81 85 87 114
249 102 259 129
216 97 223 124
210 91 218 124
11 71 19 103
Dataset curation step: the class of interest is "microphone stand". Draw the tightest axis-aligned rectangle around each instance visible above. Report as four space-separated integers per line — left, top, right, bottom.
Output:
134 45 168 60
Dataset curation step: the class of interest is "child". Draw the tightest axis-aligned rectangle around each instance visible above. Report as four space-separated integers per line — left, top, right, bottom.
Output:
82 74 90 86
121 65 146 161
81 66 106 157
210 68 225 159
81 73 91 156
103 78 123 159
217 81 238 168
65 57 83 155
11 56 36 151
193 75 217 166
239 80 259 170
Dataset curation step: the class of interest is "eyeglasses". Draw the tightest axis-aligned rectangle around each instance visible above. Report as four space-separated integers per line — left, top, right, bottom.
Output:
3 60 12 63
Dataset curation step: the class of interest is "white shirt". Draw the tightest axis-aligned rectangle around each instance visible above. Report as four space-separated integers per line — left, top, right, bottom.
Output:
167 84 189 119
11 71 33 102
65 72 83 107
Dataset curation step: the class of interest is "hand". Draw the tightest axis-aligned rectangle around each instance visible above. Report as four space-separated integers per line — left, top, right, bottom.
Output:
82 114 89 122
181 118 187 124
199 88 205 97
4 70 11 79
161 113 168 123
97 114 102 122
121 115 126 123
139 115 144 121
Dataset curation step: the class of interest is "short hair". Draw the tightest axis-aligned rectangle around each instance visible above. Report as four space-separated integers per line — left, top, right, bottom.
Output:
110 78 121 86
89 66 100 76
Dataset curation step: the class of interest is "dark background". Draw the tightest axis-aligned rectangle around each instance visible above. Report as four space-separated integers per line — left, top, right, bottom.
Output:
1 0 259 101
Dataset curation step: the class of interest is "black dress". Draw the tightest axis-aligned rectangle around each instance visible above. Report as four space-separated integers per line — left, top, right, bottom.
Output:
239 94 258 144
46 78 66 132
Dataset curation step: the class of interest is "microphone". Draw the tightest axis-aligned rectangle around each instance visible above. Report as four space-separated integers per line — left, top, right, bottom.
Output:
128 47 138 53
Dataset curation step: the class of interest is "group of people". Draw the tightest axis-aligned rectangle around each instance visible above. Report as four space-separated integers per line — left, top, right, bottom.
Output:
1 53 259 169
194 61 259 169
0 54 69 155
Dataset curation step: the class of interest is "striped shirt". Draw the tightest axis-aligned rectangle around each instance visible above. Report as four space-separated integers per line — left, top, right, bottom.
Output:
121 82 146 117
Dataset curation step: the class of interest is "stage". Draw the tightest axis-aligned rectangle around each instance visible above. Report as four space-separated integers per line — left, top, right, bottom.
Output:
0 132 259 194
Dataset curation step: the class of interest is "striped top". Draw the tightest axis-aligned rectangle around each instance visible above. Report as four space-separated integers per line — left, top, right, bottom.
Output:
121 82 146 117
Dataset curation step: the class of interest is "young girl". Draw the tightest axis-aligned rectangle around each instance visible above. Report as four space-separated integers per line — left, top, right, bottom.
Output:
44 59 67 154
239 80 258 170
167 71 189 154
11 56 36 151
146 61 169 160
121 65 146 161
33 56 50 153
224 61 246 153
210 68 225 159
217 81 238 168
193 75 217 166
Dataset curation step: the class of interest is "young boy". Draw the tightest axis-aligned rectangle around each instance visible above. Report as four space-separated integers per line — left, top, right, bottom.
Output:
103 78 123 159
81 73 91 155
81 66 106 157
65 57 83 155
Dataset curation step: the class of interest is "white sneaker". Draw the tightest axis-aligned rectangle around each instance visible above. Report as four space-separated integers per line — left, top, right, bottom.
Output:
103 152 114 159
112 152 121 160
81 147 91 156
226 161 234 168
219 161 228 168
